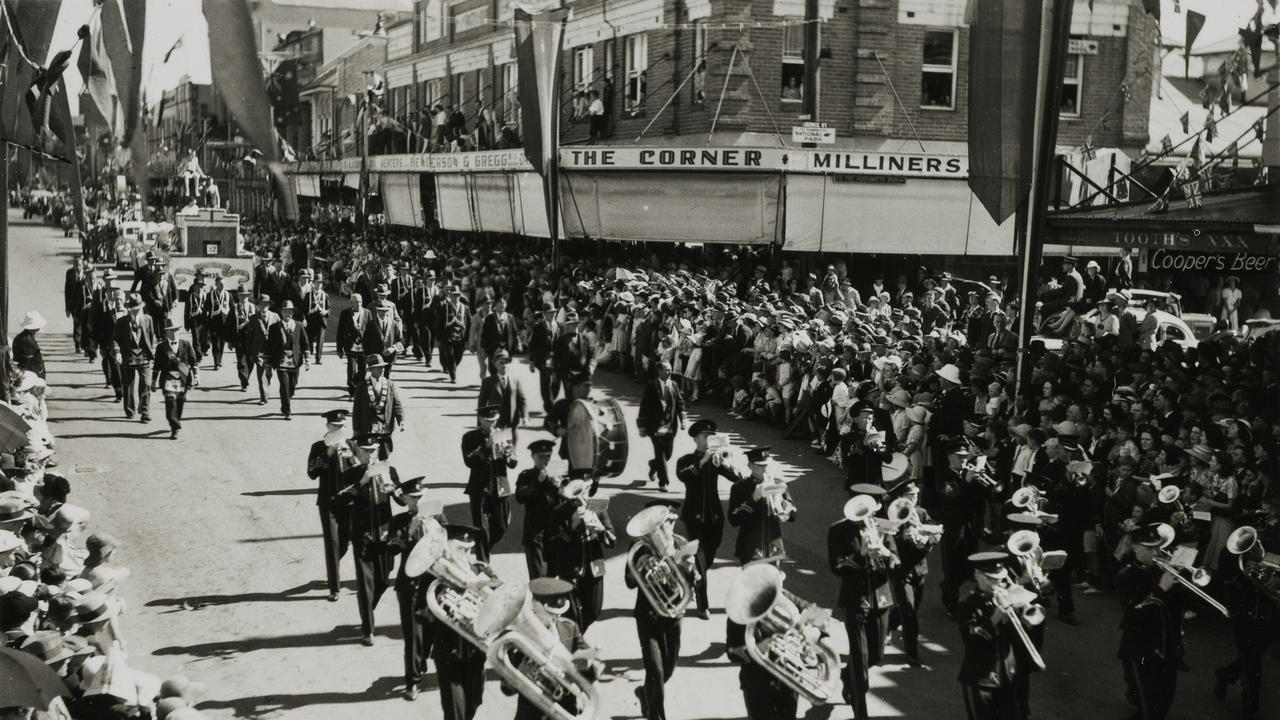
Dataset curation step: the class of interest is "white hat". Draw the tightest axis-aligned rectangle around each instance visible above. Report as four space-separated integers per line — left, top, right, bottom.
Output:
936 364 962 385
1085 260 1100 270
0 529 21 553
18 310 47 331
15 371 45 393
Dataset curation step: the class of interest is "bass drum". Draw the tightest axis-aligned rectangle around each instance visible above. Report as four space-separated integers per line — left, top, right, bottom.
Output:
881 452 909 485
566 398 629 478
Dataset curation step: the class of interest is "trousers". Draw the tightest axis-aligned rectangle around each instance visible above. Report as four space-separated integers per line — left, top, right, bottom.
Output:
276 368 298 415
121 363 151 418
648 434 675 486
162 391 187 431
637 615 681 720
844 609 890 718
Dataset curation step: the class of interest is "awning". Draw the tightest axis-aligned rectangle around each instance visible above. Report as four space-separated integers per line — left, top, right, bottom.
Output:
783 176 1014 255
561 172 781 244
381 174 425 228
293 174 321 198
435 172 552 238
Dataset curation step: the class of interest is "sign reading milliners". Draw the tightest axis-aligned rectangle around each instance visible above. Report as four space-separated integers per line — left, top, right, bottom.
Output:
558 147 969 178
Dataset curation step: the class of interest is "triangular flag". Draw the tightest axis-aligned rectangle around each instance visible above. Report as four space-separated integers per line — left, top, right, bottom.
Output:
1179 112 1190 134
1184 11 1205 77
1190 137 1204 166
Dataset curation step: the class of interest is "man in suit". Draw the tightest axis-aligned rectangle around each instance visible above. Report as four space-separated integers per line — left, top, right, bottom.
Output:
476 348 526 447
828 485 899 717
231 289 257 390
553 312 589 397
338 292 372 394
364 299 405 377
306 409 356 601
92 280 127 399
268 300 310 419
514 439 562 578
480 295 518 372
151 321 200 439
527 301 559 414
728 447 797 564
184 272 213 369
111 294 158 422
205 275 233 370
261 256 289 311
352 354 405 438
436 285 469 384
413 270 439 367
638 360 685 491
245 294 280 405
461 405 517 552
985 310 1018 360
130 252 177 329
64 256 92 355
301 270 330 364
675 419 741 618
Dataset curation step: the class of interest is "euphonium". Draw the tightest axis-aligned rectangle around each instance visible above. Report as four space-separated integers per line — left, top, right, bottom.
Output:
406 523 496 650
1227 526 1280 603
1149 523 1230 618
725 563 842 705
474 583 600 720
625 506 697 619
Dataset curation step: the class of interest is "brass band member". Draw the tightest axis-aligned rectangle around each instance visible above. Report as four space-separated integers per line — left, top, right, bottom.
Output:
385 479 441 701
548 470 616 631
957 551 1026 720
434 524 491 720
306 409 355 602
514 439 562 579
888 480 940 666
939 440 985 615
729 447 797 565
725 560 802 720
1214 499 1280 719
509 577 603 720
625 499 699 720
1116 524 1183 720
548 371 594 490
828 484 898 718
332 432 399 647
675 419 742 618
461 404 516 553
1003 513 1052 719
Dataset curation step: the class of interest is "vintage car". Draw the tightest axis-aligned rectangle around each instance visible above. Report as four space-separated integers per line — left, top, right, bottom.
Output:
164 208 254 299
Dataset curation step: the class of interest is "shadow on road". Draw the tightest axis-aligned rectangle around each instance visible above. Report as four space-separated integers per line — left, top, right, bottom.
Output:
146 580 350 611
195 675 410 718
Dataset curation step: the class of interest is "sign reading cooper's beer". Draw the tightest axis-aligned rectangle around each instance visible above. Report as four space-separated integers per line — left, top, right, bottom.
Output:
559 147 968 178
1148 249 1278 274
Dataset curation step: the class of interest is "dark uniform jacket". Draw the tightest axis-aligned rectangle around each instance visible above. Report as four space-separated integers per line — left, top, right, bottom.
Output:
1115 561 1182 662
624 535 696 623
548 501 616 582
152 337 199 389
514 467 562 545
828 518 897 612
956 589 1019 688
675 450 737 530
307 438 359 510
728 478 796 563
336 306 371 354
461 427 515 497
528 317 556 368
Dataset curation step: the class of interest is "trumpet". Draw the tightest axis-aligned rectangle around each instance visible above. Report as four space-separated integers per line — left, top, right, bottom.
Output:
474 583 600 720
707 435 752 479
991 581 1047 670
962 455 1003 493
405 523 498 650
626 506 697 618
1150 532 1230 618
725 563 842 705
886 496 943 547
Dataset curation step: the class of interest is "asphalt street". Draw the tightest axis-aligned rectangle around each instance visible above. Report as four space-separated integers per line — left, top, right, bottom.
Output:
8 211 1276 720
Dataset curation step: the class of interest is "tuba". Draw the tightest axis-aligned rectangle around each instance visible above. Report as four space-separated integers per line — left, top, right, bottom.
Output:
474 583 600 720
625 506 697 619
726 563 842 705
406 523 497 649
1227 526 1280 604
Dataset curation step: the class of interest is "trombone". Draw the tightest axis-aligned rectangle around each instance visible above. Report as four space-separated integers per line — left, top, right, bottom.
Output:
1148 523 1229 618
991 580 1047 670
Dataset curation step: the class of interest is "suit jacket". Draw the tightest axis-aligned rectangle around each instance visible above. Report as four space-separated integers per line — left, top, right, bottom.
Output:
552 329 588 378
245 310 279 357
362 312 404 356
111 314 157 366
297 283 329 324
827 518 896 612
337 307 371 354
11 330 45 378
477 373 526 428
91 292 126 347
435 299 469 343
152 337 199 389
461 427 515 496
184 286 213 329
637 377 685 436
528 317 556 367
352 377 405 434
728 478 796 563
480 311 517 353
64 268 92 315
268 318 309 369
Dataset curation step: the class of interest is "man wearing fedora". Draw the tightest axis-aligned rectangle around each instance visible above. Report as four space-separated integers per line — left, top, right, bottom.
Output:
480 295 519 372
12 310 47 379
230 289 257 390
296 268 330 365
412 269 439 368
477 348 527 447
204 274 234 371
111 293 157 422
338 291 372 394
436 284 470 384
353 354 405 440
92 282 127 399
184 271 214 367
131 251 178 329
152 321 199 439
364 296 405 377
268 300 310 420
245 294 280 405
64 255 93 356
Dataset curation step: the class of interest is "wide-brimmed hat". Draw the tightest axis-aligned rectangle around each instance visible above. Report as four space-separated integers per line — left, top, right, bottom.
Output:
1183 443 1214 464
906 406 931 424
365 354 388 368
18 310 46 331
935 364 962 385
20 631 77 665
74 591 122 624
886 387 911 409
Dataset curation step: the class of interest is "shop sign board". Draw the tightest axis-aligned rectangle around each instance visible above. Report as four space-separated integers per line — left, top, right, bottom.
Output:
791 122 836 144
1048 227 1280 255
1147 248 1278 274
558 147 967 178
371 150 533 173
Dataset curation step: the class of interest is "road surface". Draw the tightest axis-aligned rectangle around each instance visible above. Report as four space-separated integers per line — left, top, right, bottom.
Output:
8 211 1274 719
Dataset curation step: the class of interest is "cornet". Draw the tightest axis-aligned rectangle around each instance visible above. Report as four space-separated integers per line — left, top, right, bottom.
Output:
1227 526 1280 604
886 496 943 547
707 434 752 479
474 583 600 720
563 480 614 544
725 563 842 705
625 506 697 618
405 523 498 650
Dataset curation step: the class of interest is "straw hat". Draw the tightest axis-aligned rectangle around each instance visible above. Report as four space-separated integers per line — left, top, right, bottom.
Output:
18 310 47 331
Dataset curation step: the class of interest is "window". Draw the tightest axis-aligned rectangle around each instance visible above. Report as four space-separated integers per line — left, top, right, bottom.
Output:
456 73 467 109
625 33 648 114
604 40 615 83
573 46 595 93
418 0 442 45
1060 45 1083 117
427 78 442 109
500 62 518 125
781 22 805 103
693 20 707 104
920 29 957 110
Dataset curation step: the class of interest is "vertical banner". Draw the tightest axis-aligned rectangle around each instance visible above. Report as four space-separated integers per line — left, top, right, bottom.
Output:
966 0 1043 224
514 7 568 254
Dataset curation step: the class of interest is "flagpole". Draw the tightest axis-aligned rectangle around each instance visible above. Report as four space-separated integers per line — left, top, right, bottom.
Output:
1014 0 1073 396
0 147 9 403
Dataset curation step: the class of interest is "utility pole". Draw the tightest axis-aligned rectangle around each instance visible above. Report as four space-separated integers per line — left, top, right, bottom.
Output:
801 0 820 148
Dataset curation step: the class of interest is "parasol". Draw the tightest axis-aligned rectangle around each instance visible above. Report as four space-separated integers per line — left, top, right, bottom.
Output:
0 403 33 454
0 646 70 710
605 268 636 281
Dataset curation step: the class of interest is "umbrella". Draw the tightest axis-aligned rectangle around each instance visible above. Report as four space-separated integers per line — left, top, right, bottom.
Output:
605 267 635 281
0 403 32 454
0 646 70 709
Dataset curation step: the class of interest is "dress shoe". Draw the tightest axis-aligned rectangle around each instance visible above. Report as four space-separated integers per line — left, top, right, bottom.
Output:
361 634 374 647
905 655 923 667
258 398 267 405
124 412 134 419
403 685 418 701
170 430 178 440
326 592 339 602
693 609 710 620
140 415 150 423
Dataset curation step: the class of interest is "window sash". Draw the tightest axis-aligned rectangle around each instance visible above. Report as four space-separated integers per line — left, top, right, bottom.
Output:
920 29 957 110
574 47 594 92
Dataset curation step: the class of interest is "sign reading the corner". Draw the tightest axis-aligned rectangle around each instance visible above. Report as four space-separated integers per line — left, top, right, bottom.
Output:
559 147 968 178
